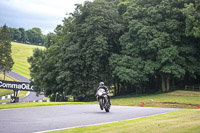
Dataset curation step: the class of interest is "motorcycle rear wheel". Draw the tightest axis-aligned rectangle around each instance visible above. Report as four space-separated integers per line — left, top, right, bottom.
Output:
105 108 109 112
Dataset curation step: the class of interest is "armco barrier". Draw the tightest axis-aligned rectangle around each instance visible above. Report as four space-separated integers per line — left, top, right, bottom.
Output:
0 99 50 104
0 91 20 100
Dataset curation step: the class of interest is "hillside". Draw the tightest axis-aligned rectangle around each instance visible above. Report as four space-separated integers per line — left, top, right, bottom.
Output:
0 42 43 97
11 42 45 78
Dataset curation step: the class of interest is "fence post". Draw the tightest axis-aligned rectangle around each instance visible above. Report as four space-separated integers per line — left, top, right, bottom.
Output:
185 85 187 90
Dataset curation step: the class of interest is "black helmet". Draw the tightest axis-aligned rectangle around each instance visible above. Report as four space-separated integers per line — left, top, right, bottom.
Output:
99 82 104 86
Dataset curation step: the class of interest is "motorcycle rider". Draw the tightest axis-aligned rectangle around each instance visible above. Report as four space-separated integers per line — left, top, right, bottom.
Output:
96 82 111 105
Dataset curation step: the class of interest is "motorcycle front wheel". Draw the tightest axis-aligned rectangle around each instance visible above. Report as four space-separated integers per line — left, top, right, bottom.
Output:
99 98 104 110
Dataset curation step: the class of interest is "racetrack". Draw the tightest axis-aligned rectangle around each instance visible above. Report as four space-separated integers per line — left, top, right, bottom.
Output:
0 104 181 133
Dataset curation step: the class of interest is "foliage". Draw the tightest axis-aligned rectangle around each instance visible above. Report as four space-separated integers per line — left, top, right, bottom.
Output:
9 27 46 45
182 0 200 38
28 0 200 101
0 25 14 79
110 0 200 93
29 0 122 101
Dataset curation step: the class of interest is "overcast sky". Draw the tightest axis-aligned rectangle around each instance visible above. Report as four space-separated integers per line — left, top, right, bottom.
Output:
0 0 93 34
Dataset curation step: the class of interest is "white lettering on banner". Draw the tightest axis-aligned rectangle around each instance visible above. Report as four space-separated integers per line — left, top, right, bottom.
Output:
22 84 26 90
0 80 33 91
0 81 2 87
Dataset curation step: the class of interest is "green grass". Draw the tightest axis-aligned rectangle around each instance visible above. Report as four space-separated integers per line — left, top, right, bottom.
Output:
0 72 15 96
108 90 200 109
49 110 200 133
0 102 93 109
0 90 199 109
0 89 12 96
11 42 45 78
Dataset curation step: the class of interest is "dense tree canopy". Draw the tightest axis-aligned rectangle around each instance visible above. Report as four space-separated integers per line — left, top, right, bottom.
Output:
29 0 200 101
9 27 46 45
183 0 200 38
0 25 14 79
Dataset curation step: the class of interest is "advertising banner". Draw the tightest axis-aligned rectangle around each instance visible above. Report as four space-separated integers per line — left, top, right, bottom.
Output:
0 80 34 91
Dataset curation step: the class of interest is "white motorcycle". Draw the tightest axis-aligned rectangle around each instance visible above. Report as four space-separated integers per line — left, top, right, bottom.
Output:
96 88 110 112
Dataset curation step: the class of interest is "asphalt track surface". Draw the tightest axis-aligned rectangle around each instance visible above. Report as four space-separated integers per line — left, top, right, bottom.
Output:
0 104 181 133
0 71 44 104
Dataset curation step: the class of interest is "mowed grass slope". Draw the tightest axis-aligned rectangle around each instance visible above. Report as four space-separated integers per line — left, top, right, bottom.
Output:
11 42 45 78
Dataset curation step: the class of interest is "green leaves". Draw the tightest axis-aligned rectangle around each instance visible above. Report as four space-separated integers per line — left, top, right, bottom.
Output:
0 25 14 78
9 27 46 45
28 0 200 98
182 0 200 38
110 0 200 93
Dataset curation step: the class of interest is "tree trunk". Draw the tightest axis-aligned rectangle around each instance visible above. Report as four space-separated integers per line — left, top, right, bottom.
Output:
114 78 117 96
142 83 145 94
155 76 159 92
3 72 5 80
117 81 120 95
166 76 170 91
161 76 166 92
136 87 138 95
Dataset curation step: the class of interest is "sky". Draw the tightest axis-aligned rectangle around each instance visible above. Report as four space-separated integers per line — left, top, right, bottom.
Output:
0 0 93 34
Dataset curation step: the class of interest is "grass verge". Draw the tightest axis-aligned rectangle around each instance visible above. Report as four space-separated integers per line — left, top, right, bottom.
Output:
0 102 94 109
48 110 200 133
108 90 200 109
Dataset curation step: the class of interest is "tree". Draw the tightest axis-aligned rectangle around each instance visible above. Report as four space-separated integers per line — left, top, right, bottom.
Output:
28 38 62 101
29 0 122 101
0 25 14 79
26 27 46 45
12 28 21 41
44 33 56 48
8 27 46 45
28 0 200 99
28 24 64 101
182 0 200 38
110 0 197 93
57 0 121 100
19 28 27 43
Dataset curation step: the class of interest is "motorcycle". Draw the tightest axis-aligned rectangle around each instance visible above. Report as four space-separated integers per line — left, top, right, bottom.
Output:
96 88 110 112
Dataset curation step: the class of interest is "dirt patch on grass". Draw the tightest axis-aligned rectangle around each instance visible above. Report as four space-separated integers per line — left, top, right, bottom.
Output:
161 102 199 106
168 91 200 96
